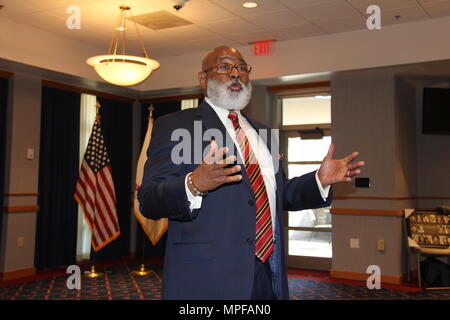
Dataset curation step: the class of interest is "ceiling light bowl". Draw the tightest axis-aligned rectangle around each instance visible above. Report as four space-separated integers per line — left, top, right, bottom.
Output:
87 55 160 87
242 2 258 8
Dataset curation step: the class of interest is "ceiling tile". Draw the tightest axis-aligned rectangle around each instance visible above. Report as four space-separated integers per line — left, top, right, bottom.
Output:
201 17 264 36
23 0 101 11
157 24 221 41
107 0 161 15
293 0 362 23
0 0 38 17
380 5 429 25
186 37 241 53
210 0 286 17
346 0 420 12
186 37 243 51
163 1 236 24
421 0 450 17
269 23 326 40
244 9 309 30
316 15 366 33
227 31 279 44
418 0 446 3
278 0 336 9
150 44 201 59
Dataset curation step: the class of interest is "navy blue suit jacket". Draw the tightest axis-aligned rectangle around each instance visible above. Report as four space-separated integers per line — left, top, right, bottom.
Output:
138 100 332 300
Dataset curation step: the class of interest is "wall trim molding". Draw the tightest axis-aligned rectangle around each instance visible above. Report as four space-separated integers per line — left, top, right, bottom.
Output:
42 80 136 103
3 205 39 213
267 81 330 97
0 267 36 281
330 208 404 217
330 269 403 285
4 193 38 197
140 93 204 104
0 70 13 78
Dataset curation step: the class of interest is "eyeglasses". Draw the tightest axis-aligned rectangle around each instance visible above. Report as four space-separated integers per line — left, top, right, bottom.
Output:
203 63 252 75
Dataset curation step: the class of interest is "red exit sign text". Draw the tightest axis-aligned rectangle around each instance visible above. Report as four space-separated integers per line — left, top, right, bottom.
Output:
253 41 272 56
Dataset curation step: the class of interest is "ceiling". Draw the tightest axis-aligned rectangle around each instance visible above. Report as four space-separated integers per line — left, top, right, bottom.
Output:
1 0 450 59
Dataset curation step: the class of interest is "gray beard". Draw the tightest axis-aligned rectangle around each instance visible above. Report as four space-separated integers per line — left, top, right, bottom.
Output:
206 78 252 111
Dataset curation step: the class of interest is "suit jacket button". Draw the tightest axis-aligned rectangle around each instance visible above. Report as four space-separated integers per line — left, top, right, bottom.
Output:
246 238 253 244
248 200 255 206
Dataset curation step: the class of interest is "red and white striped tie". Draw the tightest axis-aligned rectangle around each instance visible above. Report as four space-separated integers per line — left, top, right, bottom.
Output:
228 111 274 262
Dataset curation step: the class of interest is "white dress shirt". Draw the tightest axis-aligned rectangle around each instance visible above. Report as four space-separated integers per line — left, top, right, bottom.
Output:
185 97 330 233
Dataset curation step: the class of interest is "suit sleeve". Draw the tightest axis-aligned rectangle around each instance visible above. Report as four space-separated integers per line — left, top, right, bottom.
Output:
137 116 198 221
282 170 333 212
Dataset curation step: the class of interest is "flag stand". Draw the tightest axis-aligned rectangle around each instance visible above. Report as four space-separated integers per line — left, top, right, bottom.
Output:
131 105 154 277
84 249 104 278
83 102 104 279
131 235 149 276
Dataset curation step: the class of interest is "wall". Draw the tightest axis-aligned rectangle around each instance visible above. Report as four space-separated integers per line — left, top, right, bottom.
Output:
330 63 450 283
415 83 450 209
244 84 272 127
0 69 140 279
0 73 41 278
330 70 408 282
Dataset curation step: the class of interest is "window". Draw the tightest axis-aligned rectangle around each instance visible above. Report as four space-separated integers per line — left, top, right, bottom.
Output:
281 93 332 266
181 98 199 110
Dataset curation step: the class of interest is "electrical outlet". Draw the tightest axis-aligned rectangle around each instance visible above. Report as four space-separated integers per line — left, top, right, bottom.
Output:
350 238 360 249
377 239 385 251
18 236 24 248
26 148 34 160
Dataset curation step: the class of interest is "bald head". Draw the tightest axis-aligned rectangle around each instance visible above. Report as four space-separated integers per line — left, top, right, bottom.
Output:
201 46 246 71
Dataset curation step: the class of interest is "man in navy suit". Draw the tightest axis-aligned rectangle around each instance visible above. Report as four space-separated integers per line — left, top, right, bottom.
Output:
138 46 365 300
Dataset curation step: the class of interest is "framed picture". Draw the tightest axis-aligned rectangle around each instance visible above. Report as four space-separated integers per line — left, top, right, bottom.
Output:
406 209 450 249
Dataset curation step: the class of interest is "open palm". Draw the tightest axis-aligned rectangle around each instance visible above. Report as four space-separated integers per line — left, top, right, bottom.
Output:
317 143 365 188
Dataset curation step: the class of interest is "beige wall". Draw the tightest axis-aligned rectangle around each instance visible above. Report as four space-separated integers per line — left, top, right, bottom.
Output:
330 65 450 281
0 73 41 274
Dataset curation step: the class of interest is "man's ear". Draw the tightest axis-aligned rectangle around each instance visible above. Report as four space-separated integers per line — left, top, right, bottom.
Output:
198 71 207 90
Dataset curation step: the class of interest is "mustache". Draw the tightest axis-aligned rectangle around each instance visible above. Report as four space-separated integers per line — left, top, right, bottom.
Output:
226 79 245 89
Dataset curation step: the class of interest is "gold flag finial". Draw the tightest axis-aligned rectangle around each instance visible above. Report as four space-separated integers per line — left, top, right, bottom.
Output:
95 101 101 121
148 105 155 119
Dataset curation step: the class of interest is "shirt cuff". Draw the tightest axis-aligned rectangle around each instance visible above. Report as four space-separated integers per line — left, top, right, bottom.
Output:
185 173 203 210
315 170 330 202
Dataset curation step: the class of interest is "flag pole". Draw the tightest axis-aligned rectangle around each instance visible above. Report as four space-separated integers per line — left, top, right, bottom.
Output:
132 105 154 277
84 101 104 278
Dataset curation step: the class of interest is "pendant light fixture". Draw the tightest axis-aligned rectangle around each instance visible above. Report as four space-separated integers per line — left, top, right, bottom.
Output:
87 5 160 87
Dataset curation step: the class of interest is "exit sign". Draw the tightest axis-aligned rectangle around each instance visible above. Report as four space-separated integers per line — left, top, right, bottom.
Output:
253 40 272 56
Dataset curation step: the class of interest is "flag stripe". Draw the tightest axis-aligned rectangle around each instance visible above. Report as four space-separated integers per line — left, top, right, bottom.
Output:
98 169 120 231
74 118 120 252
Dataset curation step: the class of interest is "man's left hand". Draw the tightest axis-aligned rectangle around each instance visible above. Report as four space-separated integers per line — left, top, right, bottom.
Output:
317 143 365 189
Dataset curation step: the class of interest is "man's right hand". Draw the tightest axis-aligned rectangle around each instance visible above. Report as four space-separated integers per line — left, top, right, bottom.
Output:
190 140 242 193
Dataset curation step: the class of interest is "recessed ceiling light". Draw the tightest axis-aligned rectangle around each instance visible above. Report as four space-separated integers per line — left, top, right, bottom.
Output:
242 2 258 9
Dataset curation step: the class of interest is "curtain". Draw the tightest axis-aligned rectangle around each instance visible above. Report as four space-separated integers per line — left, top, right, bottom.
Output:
35 86 80 270
137 100 182 259
93 96 133 261
75 93 96 261
0 77 9 243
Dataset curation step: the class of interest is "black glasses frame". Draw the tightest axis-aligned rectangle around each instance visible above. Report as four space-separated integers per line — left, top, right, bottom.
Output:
203 63 252 75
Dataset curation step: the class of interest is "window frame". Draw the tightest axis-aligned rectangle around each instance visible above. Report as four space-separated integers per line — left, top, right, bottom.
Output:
274 85 333 270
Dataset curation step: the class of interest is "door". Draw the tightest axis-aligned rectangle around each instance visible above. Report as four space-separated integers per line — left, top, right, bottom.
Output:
280 94 332 271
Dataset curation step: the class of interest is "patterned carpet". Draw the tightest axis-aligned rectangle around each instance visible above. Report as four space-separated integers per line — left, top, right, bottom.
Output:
1 263 449 300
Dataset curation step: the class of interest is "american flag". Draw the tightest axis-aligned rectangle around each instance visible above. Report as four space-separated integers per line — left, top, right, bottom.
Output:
74 116 120 251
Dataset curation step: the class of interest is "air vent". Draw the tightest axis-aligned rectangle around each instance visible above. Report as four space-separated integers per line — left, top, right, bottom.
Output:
128 11 192 30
